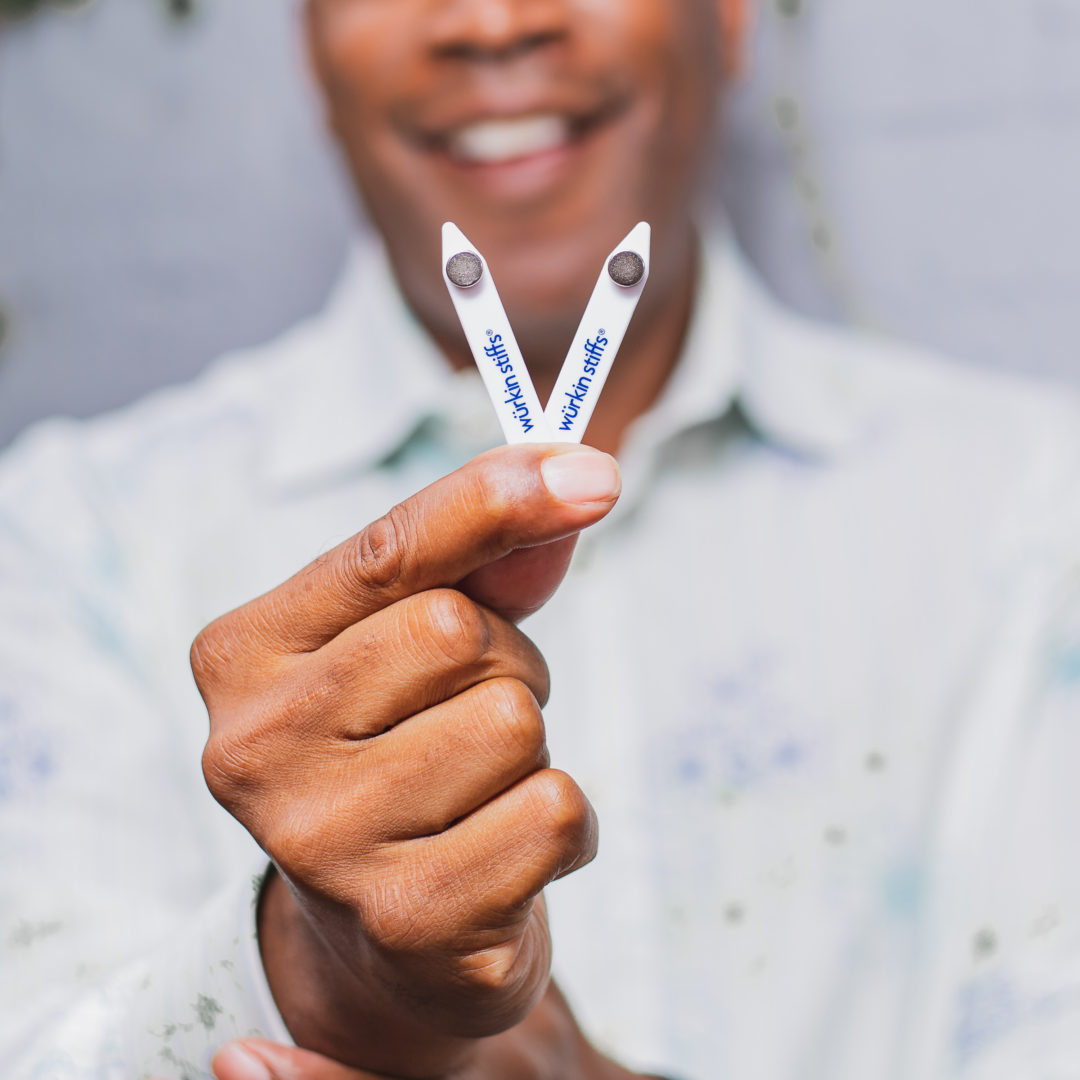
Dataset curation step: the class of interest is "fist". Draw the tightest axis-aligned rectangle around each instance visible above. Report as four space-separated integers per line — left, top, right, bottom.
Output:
191 445 621 1076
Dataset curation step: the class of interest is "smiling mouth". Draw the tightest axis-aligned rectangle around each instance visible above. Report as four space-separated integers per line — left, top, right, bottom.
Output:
448 114 573 165
419 101 625 169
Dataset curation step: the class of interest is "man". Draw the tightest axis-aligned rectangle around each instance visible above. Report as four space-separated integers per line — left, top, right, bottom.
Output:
3 1 1080 1078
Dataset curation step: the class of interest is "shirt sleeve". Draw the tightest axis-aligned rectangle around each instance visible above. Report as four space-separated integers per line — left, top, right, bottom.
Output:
9 866 292 1080
0 421 291 1079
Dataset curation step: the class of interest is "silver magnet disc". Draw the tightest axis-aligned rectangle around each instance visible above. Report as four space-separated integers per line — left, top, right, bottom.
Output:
446 251 484 289
608 250 646 288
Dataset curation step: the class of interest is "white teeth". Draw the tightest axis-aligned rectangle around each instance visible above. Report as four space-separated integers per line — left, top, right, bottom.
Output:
447 114 571 165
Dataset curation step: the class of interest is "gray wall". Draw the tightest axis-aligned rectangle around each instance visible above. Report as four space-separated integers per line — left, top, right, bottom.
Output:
2 0 1079 448
722 0 1080 379
0 0 355 447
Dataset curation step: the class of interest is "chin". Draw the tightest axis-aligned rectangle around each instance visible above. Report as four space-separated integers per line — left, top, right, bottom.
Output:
496 260 605 349
480 222 626 295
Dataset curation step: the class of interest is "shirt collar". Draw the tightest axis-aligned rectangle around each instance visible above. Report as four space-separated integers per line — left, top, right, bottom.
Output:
259 241 459 491
259 222 879 493
731 237 882 460
622 221 880 464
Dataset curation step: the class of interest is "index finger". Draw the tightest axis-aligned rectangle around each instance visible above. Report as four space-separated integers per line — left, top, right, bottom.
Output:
218 443 620 655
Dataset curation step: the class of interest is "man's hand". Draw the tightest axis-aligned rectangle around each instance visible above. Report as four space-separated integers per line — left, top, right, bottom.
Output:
210 984 642 1080
192 445 621 1078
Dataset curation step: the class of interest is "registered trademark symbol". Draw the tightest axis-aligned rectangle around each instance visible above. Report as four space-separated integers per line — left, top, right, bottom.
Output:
486 329 492 337
599 328 606 336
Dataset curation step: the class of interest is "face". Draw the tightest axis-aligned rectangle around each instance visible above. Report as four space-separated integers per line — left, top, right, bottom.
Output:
308 0 743 371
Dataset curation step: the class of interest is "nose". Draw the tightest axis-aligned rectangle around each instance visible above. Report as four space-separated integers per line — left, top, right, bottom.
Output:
425 0 570 63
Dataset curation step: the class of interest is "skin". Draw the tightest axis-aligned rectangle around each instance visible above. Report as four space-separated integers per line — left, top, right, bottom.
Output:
195 1 748 1077
197 445 624 1078
306 0 747 456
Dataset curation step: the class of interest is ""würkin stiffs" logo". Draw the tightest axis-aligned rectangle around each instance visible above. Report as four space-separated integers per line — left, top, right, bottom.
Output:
485 331 536 436
557 334 609 433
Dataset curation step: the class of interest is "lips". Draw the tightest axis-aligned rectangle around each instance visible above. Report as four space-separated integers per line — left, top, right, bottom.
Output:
411 86 629 165
394 81 634 208
446 113 572 166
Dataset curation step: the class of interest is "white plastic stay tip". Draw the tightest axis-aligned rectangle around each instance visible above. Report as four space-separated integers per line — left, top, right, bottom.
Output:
441 222 553 444
543 222 651 443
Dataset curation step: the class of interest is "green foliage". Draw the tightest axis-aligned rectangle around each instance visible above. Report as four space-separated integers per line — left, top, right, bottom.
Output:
0 0 196 21
0 0 88 20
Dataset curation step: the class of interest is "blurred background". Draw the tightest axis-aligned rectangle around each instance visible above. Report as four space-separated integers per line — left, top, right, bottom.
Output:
1 0 1078 448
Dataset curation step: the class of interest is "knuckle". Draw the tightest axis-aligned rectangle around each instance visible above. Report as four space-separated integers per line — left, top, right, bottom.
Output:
484 675 538 717
530 770 594 848
343 506 413 593
470 459 518 543
190 615 270 697
479 678 547 765
455 942 526 998
418 589 492 667
520 638 552 708
189 620 230 689
201 727 261 809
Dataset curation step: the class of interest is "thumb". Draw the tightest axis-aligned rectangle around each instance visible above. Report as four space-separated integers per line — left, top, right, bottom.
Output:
212 1039 390 1080
457 447 621 623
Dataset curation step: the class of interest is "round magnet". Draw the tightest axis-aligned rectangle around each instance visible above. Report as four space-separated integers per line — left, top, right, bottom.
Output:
446 251 484 289
608 250 645 288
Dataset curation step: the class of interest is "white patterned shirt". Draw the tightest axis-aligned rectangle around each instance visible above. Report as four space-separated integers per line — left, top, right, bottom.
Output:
2 227 1080 1080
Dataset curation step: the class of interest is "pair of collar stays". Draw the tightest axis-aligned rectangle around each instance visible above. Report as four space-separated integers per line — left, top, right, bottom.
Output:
442 222 651 445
